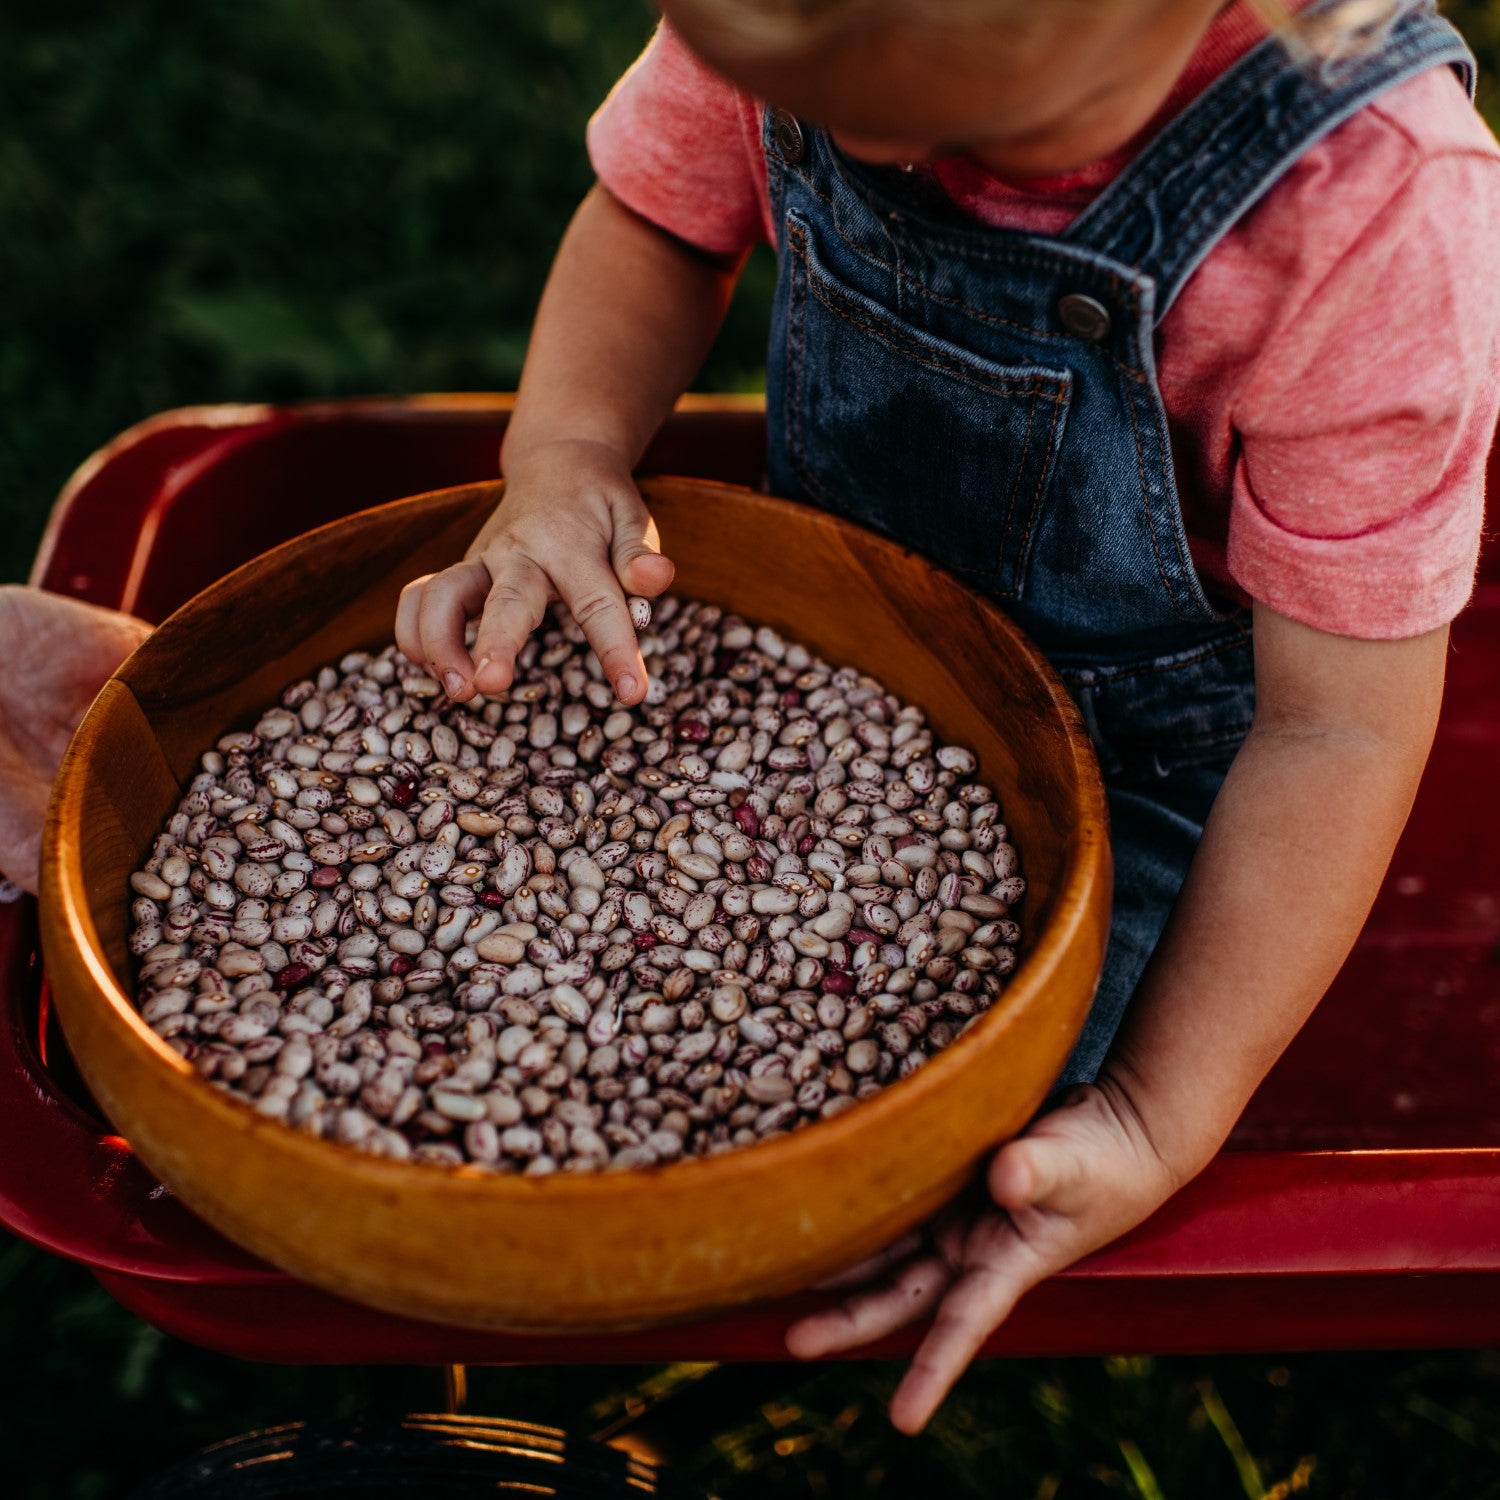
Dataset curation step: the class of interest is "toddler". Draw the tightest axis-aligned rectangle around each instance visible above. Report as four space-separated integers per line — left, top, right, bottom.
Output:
395 0 1500 1432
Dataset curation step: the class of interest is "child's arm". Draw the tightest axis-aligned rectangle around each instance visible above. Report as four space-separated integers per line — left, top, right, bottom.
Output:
395 182 744 704
787 602 1448 1432
1079 606 1446 1163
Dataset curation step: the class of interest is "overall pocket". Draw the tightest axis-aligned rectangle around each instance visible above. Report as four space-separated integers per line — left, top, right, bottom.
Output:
1061 629 1257 784
782 213 1072 600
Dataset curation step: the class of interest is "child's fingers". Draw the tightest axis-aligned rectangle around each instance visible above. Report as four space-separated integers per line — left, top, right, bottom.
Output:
468 554 553 698
393 574 437 669
396 564 488 687
409 560 493 700
785 1251 952 1360
811 1229 926 1291
889 1262 1030 1434
548 554 650 707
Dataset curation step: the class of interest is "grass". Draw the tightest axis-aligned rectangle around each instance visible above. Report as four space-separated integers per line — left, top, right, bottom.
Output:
4 1 1500 1493
5 1235 1500 1497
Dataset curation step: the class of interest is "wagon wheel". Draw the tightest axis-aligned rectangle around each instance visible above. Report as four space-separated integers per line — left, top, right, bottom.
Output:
126 1412 710 1498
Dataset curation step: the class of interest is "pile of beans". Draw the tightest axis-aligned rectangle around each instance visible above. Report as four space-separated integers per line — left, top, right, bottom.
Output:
128 597 1025 1173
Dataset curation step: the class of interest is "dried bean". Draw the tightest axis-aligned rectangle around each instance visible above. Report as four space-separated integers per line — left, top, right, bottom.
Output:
129 599 1022 1170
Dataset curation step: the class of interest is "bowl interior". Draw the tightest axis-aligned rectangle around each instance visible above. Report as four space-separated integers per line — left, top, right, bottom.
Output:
77 476 1097 1009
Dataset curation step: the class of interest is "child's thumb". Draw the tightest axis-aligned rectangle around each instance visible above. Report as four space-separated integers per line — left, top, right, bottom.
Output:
611 510 675 599
988 1134 1084 1212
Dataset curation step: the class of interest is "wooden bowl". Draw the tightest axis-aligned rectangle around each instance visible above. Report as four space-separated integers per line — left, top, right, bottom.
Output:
40 477 1110 1333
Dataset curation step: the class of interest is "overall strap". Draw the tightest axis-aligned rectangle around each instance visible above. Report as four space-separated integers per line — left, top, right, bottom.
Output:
1062 0 1476 317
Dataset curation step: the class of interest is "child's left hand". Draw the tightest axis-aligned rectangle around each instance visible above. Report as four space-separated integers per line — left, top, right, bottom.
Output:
785 1072 1186 1433
788 616 1449 1435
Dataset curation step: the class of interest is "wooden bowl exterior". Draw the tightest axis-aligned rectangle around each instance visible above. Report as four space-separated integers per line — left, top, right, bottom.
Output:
40 477 1110 1333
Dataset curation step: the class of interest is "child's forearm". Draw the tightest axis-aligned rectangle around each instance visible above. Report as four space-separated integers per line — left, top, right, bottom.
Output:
501 182 746 477
400 185 742 706
1104 605 1449 1181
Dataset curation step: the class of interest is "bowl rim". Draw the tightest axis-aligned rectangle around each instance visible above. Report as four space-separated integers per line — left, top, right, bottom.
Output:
43 475 1110 1201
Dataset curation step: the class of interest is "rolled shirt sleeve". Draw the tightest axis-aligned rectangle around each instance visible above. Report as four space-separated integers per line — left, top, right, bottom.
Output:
586 21 771 258
1227 150 1500 638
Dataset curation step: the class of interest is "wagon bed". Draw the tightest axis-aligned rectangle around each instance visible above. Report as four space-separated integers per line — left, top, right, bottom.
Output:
2 395 1496 1363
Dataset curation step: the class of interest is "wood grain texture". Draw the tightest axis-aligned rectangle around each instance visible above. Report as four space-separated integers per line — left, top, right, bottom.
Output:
51 679 184 985
40 477 1110 1333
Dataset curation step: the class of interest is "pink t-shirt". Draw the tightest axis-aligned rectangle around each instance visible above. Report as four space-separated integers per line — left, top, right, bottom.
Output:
587 6 1500 638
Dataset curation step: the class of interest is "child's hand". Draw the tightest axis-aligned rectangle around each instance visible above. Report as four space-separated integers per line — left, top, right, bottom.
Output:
395 439 675 707
0 586 153 894
786 1073 1185 1434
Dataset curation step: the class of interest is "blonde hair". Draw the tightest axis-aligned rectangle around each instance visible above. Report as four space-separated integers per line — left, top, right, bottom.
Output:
1251 0 1405 60
667 0 1406 60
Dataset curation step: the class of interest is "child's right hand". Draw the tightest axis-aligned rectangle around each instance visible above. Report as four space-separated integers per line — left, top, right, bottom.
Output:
395 439 675 708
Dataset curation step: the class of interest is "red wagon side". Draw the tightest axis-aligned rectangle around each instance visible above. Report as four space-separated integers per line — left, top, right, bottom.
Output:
3 394 1497 1364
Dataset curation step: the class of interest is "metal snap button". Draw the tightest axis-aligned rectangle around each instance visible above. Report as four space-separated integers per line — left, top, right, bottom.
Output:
771 110 807 164
1058 292 1112 342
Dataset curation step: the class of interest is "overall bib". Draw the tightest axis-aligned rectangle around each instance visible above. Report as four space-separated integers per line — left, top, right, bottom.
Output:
761 1 1474 1088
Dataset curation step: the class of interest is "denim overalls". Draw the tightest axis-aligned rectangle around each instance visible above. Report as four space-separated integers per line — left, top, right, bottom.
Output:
760 0 1474 1088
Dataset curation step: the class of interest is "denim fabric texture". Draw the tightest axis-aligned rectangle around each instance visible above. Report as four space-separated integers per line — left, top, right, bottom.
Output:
759 0 1473 1091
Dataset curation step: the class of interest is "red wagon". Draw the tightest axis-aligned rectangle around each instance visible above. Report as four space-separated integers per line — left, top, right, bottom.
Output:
3 395 1498 1369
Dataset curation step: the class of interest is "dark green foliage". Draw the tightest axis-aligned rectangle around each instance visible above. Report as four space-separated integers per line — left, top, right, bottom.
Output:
1450 0 1500 114
0 0 771 582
